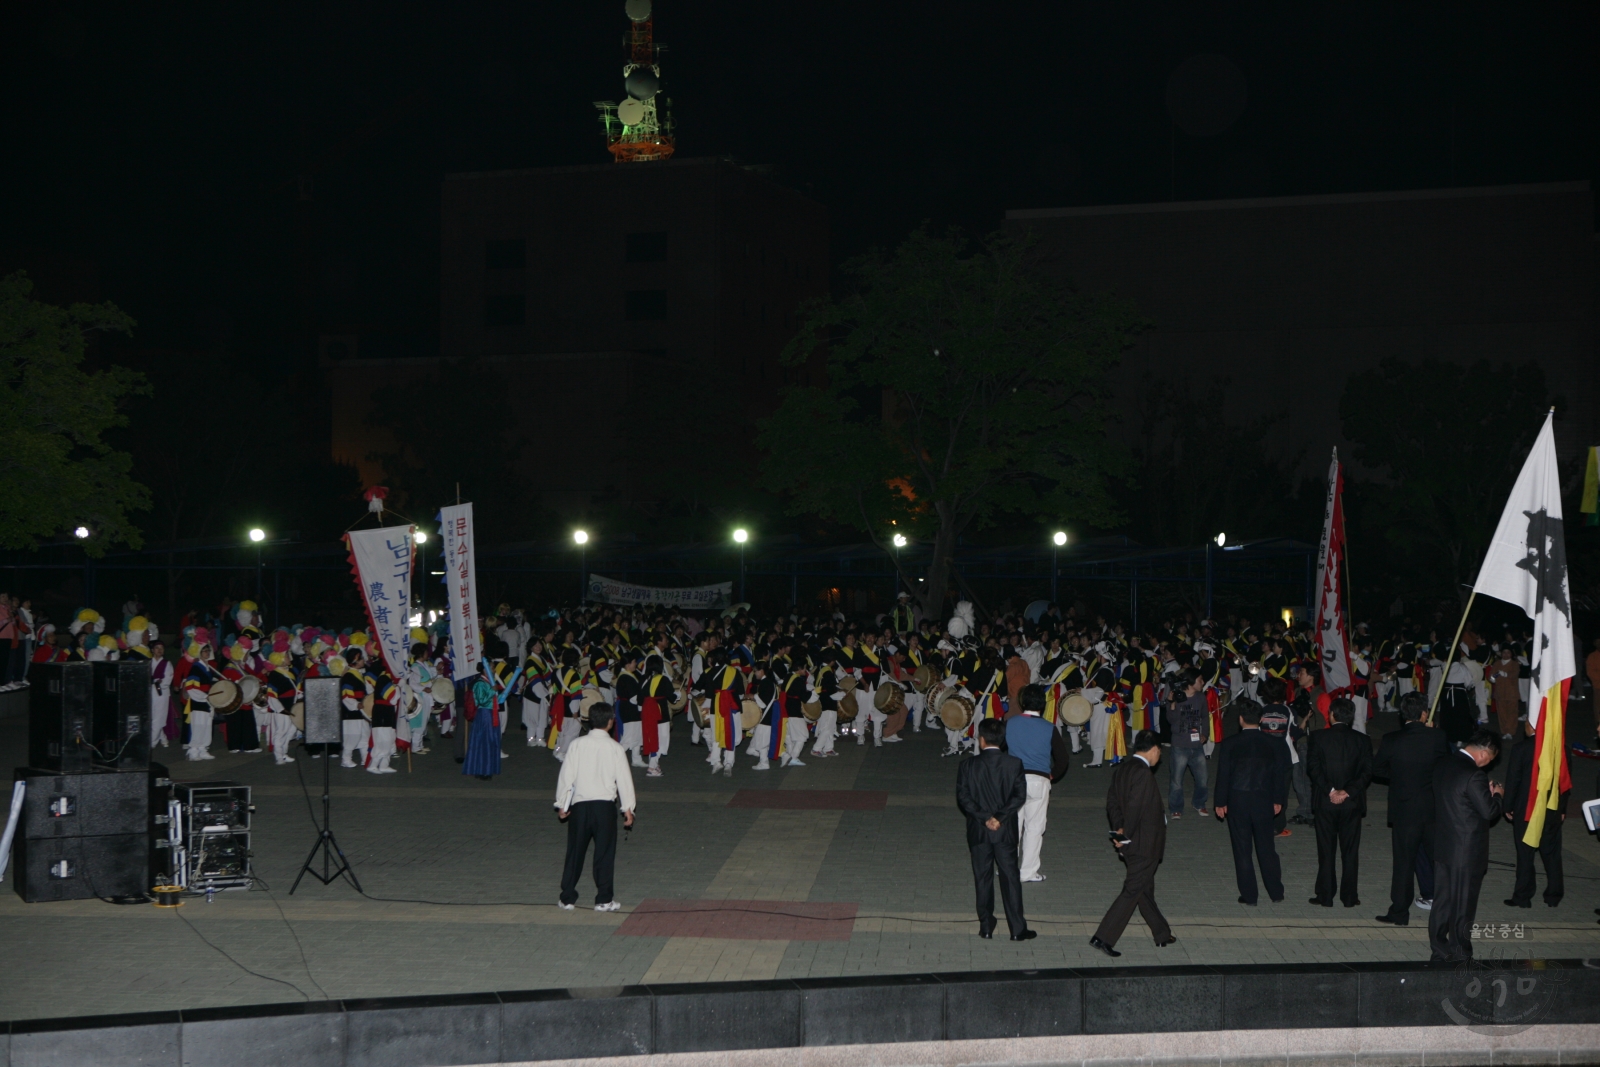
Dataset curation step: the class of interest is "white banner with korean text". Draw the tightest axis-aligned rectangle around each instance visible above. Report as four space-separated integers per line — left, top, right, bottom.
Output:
438 503 480 681
587 574 732 611
345 524 415 681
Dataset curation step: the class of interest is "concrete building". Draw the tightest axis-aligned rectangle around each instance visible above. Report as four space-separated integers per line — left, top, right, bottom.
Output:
330 157 829 511
1006 181 1597 466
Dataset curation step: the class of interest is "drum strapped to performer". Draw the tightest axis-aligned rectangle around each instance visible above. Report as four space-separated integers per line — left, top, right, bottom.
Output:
239 676 263 706
207 678 241 715
936 689 974 732
873 681 905 714
430 676 456 705
801 700 822 722
911 664 939 694
840 690 859 719
290 701 305 731
740 698 762 731
1060 691 1093 727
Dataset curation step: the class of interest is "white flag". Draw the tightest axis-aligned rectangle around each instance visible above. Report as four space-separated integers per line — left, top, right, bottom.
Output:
1471 411 1575 727
438 503 481 682
1314 449 1353 691
345 525 415 681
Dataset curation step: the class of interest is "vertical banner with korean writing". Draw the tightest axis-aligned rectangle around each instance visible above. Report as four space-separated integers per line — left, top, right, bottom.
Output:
344 525 415 681
437 503 480 682
1313 448 1353 692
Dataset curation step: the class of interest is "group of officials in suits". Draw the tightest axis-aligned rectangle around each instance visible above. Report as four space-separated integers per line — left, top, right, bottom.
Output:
958 683 1540 964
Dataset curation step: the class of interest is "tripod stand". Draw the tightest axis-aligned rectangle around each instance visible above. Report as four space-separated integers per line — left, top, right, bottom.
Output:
290 747 362 894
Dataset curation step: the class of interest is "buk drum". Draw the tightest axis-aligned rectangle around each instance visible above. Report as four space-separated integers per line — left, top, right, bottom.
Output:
239 676 263 706
935 688 975 732
740 698 763 731
838 675 858 693
206 679 241 715
1060 692 1094 727
840 691 859 719
430 677 457 705
691 699 710 728
911 664 939 694
874 681 906 714
290 701 306 731
802 700 823 722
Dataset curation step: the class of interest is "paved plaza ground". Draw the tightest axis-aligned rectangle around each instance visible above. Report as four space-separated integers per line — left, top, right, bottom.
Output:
3 696 1598 1022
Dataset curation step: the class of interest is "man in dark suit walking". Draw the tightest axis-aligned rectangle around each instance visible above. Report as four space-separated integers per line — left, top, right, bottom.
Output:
1502 720 1566 908
1307 697 1374 907
1213 698 1290 905
1089 730 1174 957
1373 692 1451 925
1429 729 1504 962
955 717 1034 941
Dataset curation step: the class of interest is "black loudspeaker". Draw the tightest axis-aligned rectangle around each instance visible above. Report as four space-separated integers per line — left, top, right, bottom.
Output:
302 676 341 745
28 662 94 773
92 660 151 771
15 767 149 838
12 833 149 902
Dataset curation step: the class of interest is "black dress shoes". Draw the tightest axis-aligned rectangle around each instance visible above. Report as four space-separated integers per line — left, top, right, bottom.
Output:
1375 914 1408 926
1088 936 1120 957
1309 897 1333 907
978 923 995 939
1237 896 1258 906
1010 929 1037 941
1503 899 1532 909
1155 935 1177 947
1343 898 1361 908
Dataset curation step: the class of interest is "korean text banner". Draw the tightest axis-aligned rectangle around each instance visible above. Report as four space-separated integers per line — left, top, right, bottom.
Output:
438 503 480 681
587 574 732 610
344 525 415 681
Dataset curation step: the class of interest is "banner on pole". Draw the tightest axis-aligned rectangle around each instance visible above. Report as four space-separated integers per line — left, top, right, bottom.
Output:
587 574 732 610
1313 449 1354 692
438 503 481 681
344 524 415 681
1472 411 1574 842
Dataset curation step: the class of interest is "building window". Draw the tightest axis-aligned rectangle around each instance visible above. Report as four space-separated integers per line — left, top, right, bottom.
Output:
484 293 525 327
626 231 668 263
626 289 669 321
485 238 525 270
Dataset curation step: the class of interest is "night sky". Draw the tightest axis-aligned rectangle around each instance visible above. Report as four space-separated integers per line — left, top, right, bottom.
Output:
3 1 1595 359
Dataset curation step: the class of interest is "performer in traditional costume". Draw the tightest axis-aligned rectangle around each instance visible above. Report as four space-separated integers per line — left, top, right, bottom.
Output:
614 648 647 768
181 640 221 761
462 661 504 780
640 654 677 776
338 649 372 768
698 651 745 776
263 652 299 764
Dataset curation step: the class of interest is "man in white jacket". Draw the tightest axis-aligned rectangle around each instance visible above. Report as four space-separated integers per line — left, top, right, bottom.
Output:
554 705 636 912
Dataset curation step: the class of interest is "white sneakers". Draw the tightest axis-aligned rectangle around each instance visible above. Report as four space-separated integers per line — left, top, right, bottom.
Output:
557 901 575 911
1415 897 1433 911
595 901 622 912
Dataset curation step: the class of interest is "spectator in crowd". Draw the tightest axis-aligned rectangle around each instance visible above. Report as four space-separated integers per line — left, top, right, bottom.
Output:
1167 667 1211 818
1429 729 1504 962
1306 697 1373 908
1373 691 1450 925
1213 698 1289 905
1502 719 1565 908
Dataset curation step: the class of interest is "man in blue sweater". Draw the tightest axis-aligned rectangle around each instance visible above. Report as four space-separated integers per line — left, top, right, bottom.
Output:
1006 684 1070 882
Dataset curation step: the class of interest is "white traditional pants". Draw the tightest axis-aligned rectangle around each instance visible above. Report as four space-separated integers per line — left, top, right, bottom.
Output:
342 719 371 767
553 718 582 760
622 720 645 766
811 710 838 754
1086 705 1109 764
905 690 926 730
270 712 297 761
1019 775 1050 880
751 724 773 768
782 719 808 762
525 695 548 747
150 691 170 748
1352 695 1369 736
252 704 273 750
367 726 396 772
186 709 214 760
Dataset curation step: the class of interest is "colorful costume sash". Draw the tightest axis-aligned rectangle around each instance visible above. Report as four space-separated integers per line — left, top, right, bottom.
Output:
712 688 739 749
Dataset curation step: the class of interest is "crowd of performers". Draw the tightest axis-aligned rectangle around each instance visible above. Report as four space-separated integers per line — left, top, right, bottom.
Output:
27 592 1554 783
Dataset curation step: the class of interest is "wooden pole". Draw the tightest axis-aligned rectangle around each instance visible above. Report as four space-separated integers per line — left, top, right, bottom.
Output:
1426 590 1476 726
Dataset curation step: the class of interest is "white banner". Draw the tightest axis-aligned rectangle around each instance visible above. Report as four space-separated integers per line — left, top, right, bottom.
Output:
438 503 481 681
587 573 732 610
345 524 415 681
1314 449 1353 691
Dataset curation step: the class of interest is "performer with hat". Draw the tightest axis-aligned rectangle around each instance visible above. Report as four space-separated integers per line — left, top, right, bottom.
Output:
338 648 373 768
263 652 299 764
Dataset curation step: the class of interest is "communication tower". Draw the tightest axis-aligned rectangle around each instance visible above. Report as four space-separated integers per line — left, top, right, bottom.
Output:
593 0 675 163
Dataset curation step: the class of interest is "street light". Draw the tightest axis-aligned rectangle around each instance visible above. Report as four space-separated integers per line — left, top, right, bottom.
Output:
413 530 428 625
573 529 589 603
73 526 90 540
732 528 749 603
1051 531 1068 603
246 528 267 604
892 533 907 548
248 528 266 543
1215 532 1226 547
891 533 907 599
413 530 427 545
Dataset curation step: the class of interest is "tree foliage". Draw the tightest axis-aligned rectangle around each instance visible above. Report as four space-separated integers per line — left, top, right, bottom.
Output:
758 228 1145 617
1339 357 1551 604
0 271 149 555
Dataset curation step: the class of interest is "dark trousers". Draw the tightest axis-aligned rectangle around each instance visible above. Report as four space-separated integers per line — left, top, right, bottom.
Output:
1313 806 1362 905
1385 817 1434 920
1226 795 1283 904
1093 852 1171 948
560 799 619 906
453 681 468 761
970 835 1026 937
1428 858 1486 961
1509 817 1564 905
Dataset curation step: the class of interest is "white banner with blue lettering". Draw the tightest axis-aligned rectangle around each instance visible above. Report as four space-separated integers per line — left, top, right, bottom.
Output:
437 503 481 681
588 574 732 610
345 524 415 681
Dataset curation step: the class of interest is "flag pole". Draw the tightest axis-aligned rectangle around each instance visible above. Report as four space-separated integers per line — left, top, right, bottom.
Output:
1426 589 1476 726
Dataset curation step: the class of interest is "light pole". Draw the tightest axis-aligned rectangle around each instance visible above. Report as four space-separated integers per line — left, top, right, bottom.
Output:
1207 532 1225 619
733 528 749 603
248 528 266 605
1051 530 1067 604
414 529 428 626
892 533 907 597
573 529 589 604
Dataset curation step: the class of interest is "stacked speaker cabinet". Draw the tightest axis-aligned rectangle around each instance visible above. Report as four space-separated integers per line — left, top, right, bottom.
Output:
13 660 157 902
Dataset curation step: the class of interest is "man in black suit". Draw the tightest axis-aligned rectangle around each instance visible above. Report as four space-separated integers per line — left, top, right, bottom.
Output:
1090 730 1174 957
955 717 1034 941
1502 720 1566 908
1213 698 1290 905
1307 697 1374 907
1373 691 1451 925
1429 729 1504 962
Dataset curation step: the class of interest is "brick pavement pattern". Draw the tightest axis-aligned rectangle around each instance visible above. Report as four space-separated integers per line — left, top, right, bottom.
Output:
2 700 1597 1021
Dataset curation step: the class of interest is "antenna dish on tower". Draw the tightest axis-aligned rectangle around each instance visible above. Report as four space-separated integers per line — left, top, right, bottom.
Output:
624 67 659 100
625 0 652 22
617 98 645 125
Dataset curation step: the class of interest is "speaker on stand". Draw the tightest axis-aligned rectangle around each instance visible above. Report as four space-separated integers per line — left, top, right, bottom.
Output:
290 676 362 894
